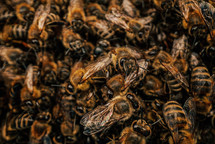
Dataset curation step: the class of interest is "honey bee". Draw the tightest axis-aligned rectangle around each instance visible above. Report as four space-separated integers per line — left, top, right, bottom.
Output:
0 8 16 23
163 99 195 144
15 2 35 22
106 74 125 96
190 52 213 117
66 0 86 32
30 112 52 144
152 50 189 89
57 60 71 82
60 120 80 143
140 75 165 98
80 93 141 135
178 0 212 36
2 112 34 141
93 39 111 58
86 3 106 19
119 119 152 144
2 24 28 42
82 47 143 82
61 26 88 56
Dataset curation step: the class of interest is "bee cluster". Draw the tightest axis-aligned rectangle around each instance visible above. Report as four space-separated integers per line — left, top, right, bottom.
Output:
0 0 215 143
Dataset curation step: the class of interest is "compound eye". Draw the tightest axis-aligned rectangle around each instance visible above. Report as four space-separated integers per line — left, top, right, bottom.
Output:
138 32 144 38
31 39 40 46
25 100 33 106
67 83 74 94
126 94 139 109
120 58 126 67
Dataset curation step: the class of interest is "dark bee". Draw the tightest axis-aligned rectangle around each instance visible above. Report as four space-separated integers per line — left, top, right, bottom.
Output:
86 3 106 19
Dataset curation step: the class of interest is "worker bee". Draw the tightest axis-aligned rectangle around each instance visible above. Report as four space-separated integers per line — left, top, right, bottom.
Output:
140 75 165 98
0 8 16 23
57 60 71 82
82 47 143 82
30 112 52 144
190 52 213 117
152 50 189 90
119 119 152 144
66 61 90 95
178 0 212 36
86 3 106 19
2 112 34 141
163 99 196 144
105 8 154 45
80 93 141 135
15 2 35 22
61 26 88 57
66 0 86 32
93 39 111 58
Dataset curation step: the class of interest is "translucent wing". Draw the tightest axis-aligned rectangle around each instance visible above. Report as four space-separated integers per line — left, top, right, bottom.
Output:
183 97 196 132
80 102 117 135
38 1 51 31
160 60 189 88
105 8 131 31
82 54 112 81
124 59 148 88
25 65 33 93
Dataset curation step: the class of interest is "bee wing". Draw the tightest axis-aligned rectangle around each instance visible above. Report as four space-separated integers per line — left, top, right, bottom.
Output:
159 60 189 88
82 55 112 81
25 65 33 93
80 103 116 135
124 59 148 88
38 3 51 31
105 8 131 31
183 97 196 132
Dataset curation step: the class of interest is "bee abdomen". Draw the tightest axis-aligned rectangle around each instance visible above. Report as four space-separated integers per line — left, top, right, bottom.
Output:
46 13 61 24
11 24 28 40
0 10 15 21
167 75 182 93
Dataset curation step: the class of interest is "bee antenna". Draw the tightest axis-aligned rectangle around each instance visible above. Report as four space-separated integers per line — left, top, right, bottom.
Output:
150 118 163 126
65 48 70 55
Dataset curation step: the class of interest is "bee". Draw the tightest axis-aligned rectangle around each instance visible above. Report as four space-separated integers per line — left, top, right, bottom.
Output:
86 3 106 19
93 39 111 58
15 2 35 22
2 112 34 141
30 112 52 144
0 8 16 23
54 0 69 6
61 26 88 56
152 50 189 90
66 0 86 32
105 8 154 45
60 120 80 143
140 75 165 98
57 59 71 82
163 99 196 144
178 0 212 36
66 61 90 95
2 24 29 42
80 93 141 135
190 52 213 117
28 2 51 48
82 47 143 82
153 0 175 10
119 119 152 144
86 16 115 40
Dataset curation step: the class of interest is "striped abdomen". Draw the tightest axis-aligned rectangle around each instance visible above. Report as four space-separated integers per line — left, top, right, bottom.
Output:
46 13 61 25
191 66 213 98
7 113 34 131
163 101 191 132
0 10 15 21
10 24 28 40
167 74 182 94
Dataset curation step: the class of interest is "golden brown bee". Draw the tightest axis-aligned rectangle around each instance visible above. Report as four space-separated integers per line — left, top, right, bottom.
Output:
30 112 52 144
153 0 175 10
0 8 16 22
82 47 143 82
178 0 211 35
140 75 165 97
15 2 35 22
66 61 90 95
108 0 122 11
66 0 86 32
2 112 34 141
86 3 106 19
163 100 195 144
2 24 28 42
61 26 88 56
59 120 80 143
152 50 189 89
119 119 152 144
190 52 213 117
80 93 141 135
